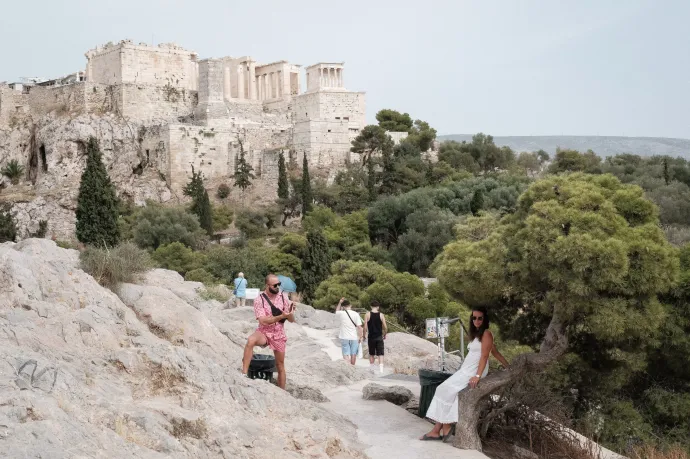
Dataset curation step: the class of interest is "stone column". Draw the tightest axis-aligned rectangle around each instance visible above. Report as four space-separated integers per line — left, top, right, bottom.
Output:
237 64 245 100
338 68 342 87
319 68 324 88
223 64 231 100
248 61 256 100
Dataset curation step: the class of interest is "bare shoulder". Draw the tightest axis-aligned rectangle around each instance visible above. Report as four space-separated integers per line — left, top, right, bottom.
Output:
483 330 495 342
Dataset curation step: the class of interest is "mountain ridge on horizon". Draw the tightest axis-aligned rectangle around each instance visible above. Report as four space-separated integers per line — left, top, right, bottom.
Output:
438 134 690 159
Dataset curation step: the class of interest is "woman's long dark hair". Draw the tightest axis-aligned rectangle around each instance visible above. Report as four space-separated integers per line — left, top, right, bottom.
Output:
469 307 490 341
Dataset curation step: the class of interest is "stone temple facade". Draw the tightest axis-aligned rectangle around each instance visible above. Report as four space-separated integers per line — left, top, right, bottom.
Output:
0 40 366 198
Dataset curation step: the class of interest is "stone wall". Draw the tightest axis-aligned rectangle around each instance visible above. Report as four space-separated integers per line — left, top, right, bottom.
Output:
86 41 198 90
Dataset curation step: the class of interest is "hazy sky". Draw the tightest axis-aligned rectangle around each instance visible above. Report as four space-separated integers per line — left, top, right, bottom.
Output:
1 0 688 138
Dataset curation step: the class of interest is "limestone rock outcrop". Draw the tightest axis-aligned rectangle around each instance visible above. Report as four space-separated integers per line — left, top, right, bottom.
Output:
0 239 367 458
361 383 414 406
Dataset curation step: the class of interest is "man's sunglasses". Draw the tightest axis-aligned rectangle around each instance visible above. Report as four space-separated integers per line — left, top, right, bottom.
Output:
472 316 484 321
271 282 282 288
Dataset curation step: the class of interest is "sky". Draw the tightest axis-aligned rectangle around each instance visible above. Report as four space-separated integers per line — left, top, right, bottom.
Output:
1 0 688 138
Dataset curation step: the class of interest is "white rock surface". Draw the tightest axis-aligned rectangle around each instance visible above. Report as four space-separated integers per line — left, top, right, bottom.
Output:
0 239 368 458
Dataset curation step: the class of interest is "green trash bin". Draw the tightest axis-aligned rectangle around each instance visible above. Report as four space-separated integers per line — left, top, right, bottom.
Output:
417 368 453 418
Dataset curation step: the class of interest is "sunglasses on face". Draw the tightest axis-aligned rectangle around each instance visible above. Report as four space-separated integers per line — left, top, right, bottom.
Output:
472 316 484 321
271 282 281 288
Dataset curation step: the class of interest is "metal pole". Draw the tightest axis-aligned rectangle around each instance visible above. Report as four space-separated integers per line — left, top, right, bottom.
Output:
460 326 465 360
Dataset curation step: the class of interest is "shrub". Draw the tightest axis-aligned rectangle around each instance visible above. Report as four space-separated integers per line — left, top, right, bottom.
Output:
0 205 17 243
80 242 151 288
184 268 218 285
212 205 234 232
216 183 230 199
152 242 207 275
1 159 25 185
198 285 230 302
132 203 208 250
30 220 48 238
234 207 280 239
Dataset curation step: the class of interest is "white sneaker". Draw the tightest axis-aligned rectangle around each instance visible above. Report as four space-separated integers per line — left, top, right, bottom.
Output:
379 364 384 373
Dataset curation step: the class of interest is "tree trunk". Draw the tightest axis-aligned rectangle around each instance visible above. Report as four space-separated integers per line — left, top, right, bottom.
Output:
452 312 569 451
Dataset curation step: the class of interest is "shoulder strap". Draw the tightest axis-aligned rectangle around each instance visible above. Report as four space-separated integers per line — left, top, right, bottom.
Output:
345 310 358 327
261 293 287 322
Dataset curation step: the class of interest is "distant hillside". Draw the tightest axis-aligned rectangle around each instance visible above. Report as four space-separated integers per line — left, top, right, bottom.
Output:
438 135 690 159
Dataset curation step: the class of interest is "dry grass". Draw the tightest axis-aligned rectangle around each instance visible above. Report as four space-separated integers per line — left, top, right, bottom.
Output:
631 445 689 459
171 418 208 440
80 242 151 289
114 415 155 449
198 284 230 302
149 362 188 395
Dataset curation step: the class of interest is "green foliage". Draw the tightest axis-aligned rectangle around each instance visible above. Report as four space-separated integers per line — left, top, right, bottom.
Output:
184 268 218 285
0 204 17 243
470 189 484 216
277 151 289 200
433 173 680 451
438 134 515 173
76 137 120 247
183 167 213 236
548 148 602 174
132 203 208 250
1 159 25 184
80 242 151 288
313 163 369 214
198 285 231 302
405 119 437 152
278 232 307 256
351 125 390 165
375 109 413 132
366 154 376 202
379 135 396 196
233 141 255 191
235 207 280 239
516 151 542 177
300 230 330 302
312 260 425 325
152 242 207 275
212 205 234 232
303 205 337 232
216 183 230 199
301 152 313 217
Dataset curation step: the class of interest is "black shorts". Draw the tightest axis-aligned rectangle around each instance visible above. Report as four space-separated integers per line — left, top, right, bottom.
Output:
368 336 385 356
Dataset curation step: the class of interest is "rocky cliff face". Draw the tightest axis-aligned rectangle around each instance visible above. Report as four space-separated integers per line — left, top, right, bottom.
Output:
0 112 171 240
0 239 368 458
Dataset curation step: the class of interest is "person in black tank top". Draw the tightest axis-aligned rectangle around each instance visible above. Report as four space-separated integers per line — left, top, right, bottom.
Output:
363 301 388 372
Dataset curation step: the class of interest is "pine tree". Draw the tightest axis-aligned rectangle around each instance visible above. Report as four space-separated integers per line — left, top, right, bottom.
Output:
76 137 120 247
367 153 377 202
277 151 289 200
183 166 213 236
301 152 313 217
233 140 255 191
0 204 17 243
301 229 330 302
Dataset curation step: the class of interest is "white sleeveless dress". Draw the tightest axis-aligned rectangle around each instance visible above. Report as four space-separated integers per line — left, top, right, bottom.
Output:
425 338 488 424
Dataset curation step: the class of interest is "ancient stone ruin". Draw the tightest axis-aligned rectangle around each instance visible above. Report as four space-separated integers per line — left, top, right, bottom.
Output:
0 40 366 238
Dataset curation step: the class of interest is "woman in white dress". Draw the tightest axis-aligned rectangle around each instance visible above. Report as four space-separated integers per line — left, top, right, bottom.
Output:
420 307 510 441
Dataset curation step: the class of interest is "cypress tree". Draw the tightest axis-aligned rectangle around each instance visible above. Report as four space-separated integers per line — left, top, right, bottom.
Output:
301 229 330 302
183 167 213 236
277 151 289 200
301 152 313 217
76 137 120 247
470 189 484 216
0 204 17 243
379 136 395 195
233 140 255 191
663 157 670 185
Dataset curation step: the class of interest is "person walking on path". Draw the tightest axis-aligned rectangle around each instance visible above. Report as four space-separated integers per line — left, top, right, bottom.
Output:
363 301 387 373
420 307 510 441
233 272 247 307
335 298 363 365
241 274 295 389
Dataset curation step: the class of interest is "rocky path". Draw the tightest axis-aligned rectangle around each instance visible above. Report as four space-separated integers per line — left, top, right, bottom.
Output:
303 328 489 459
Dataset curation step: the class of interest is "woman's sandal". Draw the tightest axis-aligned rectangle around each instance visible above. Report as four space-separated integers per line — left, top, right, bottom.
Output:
420 433 444 441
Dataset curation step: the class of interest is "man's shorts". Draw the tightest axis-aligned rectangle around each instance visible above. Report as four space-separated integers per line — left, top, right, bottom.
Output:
368 336 385 356
341 339 359 356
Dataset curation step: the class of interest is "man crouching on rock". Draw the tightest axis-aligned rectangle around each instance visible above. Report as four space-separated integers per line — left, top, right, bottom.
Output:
242 274 295 389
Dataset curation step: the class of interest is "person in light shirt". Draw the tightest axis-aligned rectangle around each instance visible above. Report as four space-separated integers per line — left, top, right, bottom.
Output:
335 298 362 365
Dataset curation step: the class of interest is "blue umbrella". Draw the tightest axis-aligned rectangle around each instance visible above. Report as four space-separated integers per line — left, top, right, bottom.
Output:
277 275 297 293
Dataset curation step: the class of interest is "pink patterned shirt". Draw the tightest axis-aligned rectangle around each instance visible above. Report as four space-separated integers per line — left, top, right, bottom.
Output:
253 291 290 344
